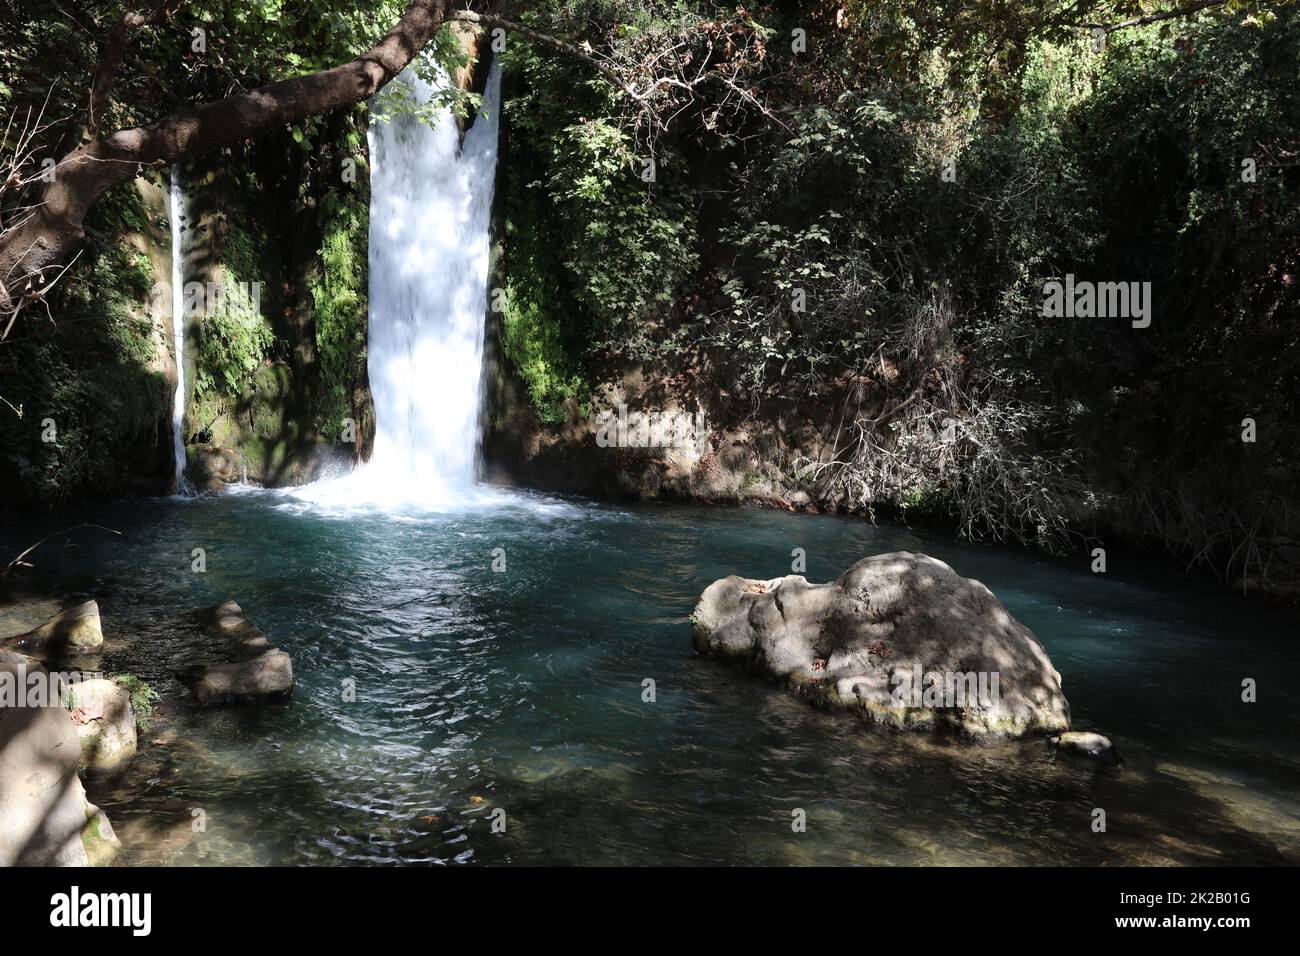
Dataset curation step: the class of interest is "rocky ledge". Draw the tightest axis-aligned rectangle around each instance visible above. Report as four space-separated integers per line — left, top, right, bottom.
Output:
692 551 1073 737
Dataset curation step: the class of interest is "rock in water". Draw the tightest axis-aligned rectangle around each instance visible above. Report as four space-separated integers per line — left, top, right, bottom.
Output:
191 649 294 704
204 601 270 655
691 551 1071 737
186 601 293 704
16 600 103 652
1050 731 1118 762
0 652 121 866
72 677 138 777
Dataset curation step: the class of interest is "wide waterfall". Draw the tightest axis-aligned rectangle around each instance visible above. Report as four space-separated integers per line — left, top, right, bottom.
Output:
362 60 501 501
168 167 192 496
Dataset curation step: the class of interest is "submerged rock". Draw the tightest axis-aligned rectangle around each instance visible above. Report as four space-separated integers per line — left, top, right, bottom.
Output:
204 601 270 655
0 652 121 866
186 601 293 704
1050 730 1118 762
691 551 1071 737
72 677 138 777
14 600 103 652
208 600 244 627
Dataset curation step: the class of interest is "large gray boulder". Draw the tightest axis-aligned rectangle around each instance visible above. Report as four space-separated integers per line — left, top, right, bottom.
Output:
0 652 120 866
691 551 1071 737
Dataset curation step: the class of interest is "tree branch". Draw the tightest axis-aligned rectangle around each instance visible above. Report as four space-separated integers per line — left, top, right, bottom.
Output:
449 10 641 99
1 522 121 577
82 1 182 143
1078 0 1233 33
0 0 452 323
451 9 783 140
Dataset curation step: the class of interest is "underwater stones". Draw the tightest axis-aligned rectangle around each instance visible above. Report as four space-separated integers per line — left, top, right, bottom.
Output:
691 551 1072 738
15 600 103 652
208 600 243 623
204 600 270 655
0 653 121 866
187 601 293 705
72 677 138 778
1050 731 1118 762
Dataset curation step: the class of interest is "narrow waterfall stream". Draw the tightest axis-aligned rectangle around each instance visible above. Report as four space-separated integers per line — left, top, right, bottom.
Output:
168 167 191 496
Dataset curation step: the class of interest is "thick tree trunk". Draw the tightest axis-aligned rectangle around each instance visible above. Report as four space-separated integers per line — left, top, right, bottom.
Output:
0 0 449 321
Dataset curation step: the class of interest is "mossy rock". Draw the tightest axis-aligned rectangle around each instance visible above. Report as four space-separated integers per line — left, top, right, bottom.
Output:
81 804 122 867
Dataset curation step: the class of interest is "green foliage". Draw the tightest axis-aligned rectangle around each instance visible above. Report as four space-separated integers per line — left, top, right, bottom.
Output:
219 217 261 284
898 483 949 515
311 187 369 432
503 288 590 423
108 673 161 734
1035 12 1300 572
501 24 699 379
195 296 274 400
503 1 1299 580
0 178 169 502
195 217 275 401
553 121 698 354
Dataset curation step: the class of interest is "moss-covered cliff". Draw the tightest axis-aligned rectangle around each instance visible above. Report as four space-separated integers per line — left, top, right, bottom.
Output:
0 176 174 503
0 118 375 504
179 112 375 491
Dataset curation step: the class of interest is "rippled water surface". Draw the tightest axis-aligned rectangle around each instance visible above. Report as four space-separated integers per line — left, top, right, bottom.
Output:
2 489 1297 865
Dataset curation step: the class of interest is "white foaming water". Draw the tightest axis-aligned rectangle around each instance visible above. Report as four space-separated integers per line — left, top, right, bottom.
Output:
290 60 502 514
168 168 193 496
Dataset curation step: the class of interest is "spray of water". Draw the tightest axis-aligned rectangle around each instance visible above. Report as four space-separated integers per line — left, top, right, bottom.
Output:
291 60 502 512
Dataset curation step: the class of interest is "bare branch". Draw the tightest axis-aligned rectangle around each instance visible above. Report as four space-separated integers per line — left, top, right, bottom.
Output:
1077 0 1233 33
450 10 641 99
1 522 122 577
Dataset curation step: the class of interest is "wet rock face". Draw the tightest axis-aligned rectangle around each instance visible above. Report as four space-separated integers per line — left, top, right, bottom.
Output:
188 444 243 491
186 601 294 705
0 652 120 866
691 551 1072 737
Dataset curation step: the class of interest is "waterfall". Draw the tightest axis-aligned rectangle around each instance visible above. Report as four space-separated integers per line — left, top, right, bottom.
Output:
362 59 502 503
168 167 192 496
